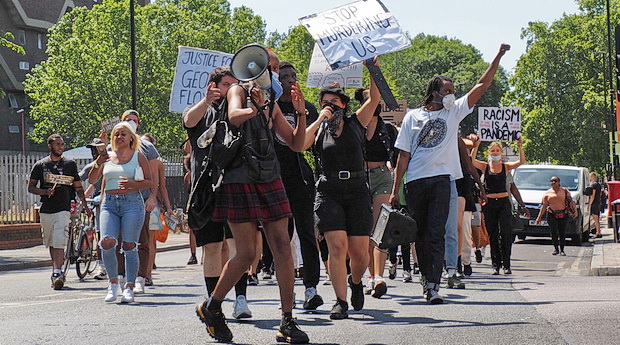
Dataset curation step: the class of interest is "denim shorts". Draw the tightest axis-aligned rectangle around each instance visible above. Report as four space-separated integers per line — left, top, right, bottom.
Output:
99 192 145 244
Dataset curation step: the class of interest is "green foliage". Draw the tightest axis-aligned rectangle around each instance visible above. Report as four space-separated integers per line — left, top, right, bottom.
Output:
504 0 619 171
24 0 266 148
0 31 25 98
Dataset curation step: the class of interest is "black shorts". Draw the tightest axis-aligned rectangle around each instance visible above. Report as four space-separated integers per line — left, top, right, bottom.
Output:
192 221 233 247
590 204 601 216
314 181 372 236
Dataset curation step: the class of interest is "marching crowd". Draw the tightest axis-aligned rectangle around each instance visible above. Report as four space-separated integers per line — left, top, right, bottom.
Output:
27 42 596 344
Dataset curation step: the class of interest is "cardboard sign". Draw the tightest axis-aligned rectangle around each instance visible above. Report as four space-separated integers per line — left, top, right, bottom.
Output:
169 46 233 113
306 43 363 88
100 116 120 132
299 0 410 70
478 107 521 141
379 99 407 126
45 174 74 186
164 214 179 231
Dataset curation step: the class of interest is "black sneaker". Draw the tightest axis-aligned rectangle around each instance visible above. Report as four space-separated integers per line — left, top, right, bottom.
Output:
348 275 364 311
503 268 512 275
463 264 472 277
552 249 559 255
388 264 397 280
51 273 64 290
145 277 154 286
187 254 198 265
425 288 444 304
303 287 323 310
329 299 349 319
475 250 483 263
196 299 233 342
447 274 465 289
248 274 259 286
413 263 420 275
276 316 309 344
492 267 500 275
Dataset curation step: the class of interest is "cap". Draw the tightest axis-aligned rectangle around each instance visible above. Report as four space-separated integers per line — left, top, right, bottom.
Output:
319 86 350 104
86 138 104 148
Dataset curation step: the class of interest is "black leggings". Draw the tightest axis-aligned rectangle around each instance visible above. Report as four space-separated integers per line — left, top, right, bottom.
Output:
483 197 513 270
388 243 412 271
547 213 568 251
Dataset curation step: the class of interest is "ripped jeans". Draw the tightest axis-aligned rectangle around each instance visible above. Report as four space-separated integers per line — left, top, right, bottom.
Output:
99 192 145 285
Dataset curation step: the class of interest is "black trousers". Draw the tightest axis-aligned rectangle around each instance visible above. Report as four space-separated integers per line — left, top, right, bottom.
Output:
483 197 513 269
405 175 450 286
388 243 411 271
547 213 568 251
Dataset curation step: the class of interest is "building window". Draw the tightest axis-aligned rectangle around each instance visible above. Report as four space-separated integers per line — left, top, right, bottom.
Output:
19 61 30 70
37 34 43 49
8 94 18 108
8 126 20 134
17 30 25 45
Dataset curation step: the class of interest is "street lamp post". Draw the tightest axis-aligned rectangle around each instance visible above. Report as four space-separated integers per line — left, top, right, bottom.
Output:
16 108 25 155
130 0 137 109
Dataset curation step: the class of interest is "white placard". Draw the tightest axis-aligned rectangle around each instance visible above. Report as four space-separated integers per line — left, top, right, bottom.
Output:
478 107 521 141
168 46 233 113
299 0 410 70
100 116 120 132
306 43 363 88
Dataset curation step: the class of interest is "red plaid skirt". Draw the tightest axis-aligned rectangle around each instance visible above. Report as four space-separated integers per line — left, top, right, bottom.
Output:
212 179 292 223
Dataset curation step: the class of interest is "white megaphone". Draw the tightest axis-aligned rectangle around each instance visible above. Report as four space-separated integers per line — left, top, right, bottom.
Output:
230 43 272 88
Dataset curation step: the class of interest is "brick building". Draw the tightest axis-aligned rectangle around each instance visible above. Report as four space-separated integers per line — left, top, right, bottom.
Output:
0 0 147 154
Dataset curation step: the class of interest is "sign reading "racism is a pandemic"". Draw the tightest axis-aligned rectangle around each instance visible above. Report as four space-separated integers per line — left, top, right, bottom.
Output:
299 0 410 70
478 107 521 141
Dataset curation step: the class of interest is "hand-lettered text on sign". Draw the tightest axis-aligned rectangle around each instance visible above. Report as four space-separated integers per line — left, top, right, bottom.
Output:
478 107 521 142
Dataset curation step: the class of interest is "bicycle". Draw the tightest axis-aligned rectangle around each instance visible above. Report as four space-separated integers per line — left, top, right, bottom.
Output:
61 201 98 280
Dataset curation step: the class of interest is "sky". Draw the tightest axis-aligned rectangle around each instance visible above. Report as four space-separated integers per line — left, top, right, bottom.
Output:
227 0 581 73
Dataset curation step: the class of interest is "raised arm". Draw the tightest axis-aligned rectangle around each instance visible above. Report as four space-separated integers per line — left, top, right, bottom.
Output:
183 82 221 128
459 138 487 204
470 138 487 171
228 85 261 127
273 83 307 152
505 136 525 170
356 59 381 128
467 44 510 108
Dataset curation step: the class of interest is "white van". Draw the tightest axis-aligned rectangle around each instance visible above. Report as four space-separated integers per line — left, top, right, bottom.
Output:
511 164 593 245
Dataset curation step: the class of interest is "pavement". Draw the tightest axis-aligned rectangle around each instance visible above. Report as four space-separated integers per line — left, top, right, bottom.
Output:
0 231 191 271
2 226 620 275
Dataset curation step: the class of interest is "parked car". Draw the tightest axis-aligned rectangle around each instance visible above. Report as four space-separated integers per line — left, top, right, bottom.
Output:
511 164 593 245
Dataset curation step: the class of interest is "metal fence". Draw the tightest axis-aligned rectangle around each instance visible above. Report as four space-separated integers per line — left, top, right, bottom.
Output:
0 152 187 224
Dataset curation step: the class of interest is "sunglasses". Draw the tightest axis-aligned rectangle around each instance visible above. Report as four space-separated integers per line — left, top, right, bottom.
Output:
550 179 558 183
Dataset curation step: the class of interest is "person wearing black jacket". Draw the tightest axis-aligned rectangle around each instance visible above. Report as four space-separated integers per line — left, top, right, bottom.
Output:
275 61 324 310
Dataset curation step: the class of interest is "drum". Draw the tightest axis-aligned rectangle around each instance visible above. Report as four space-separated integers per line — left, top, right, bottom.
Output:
371 204 417 249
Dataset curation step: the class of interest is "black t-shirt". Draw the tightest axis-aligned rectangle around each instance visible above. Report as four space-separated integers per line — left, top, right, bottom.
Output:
318 114 365 174
30 156 80 214
590 181 602 205
183 103 219 187
274 100 318 186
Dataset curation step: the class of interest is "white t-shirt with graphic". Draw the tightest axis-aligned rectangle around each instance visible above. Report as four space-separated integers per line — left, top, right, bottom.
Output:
395 95 474 183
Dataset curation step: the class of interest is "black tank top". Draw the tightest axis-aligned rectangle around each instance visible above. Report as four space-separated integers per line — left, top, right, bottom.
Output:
484 163 507 194
317 114 365 174
365 118 390 162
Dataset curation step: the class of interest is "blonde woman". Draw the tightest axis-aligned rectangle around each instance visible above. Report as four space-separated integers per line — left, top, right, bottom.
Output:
471 136 524 275
89 122 152 303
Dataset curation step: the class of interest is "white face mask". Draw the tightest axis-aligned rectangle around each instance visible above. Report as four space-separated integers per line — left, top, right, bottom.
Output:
441 93 456 110
489 155 502 162
127 120 138 132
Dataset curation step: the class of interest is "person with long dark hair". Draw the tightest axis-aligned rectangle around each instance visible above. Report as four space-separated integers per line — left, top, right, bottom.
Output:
390 44 511 304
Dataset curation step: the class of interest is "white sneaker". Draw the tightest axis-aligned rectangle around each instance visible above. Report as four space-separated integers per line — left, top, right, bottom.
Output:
402 270 412 283
93 265 107 280
117 275 126 294
120 288 135 303
134 276 145 294
364 279 375 295
232 295 252 319
105 283 119 302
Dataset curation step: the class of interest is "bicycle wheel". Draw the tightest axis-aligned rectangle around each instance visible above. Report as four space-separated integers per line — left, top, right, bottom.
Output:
61 225 74 277
75 231 93 280
86 232 99 275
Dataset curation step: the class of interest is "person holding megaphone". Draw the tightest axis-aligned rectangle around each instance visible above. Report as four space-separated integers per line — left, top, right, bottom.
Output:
195 44 309 344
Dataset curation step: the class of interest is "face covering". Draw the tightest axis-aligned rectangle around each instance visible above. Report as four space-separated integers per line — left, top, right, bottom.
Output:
489 155 502 162
323 103 345 135
127 120 138 132
267 72 283 100
432 92 456 110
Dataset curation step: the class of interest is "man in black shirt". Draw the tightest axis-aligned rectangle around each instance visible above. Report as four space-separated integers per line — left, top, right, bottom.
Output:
275 61 323 310
28 134 92 290
589 172 602 238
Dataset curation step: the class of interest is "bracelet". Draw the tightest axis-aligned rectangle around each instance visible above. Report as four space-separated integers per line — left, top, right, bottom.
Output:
295 109 309 116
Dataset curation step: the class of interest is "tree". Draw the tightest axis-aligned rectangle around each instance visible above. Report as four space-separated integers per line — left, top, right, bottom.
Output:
504 0 619 171
0 31 25 99
24 0 266 149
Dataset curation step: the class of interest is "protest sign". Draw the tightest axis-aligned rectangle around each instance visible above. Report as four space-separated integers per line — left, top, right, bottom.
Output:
100 116 120 132
169 46 233 113
299 0 410 70
379 99 407 126
45 174 74 186
307 43 363 88
478 107 521 141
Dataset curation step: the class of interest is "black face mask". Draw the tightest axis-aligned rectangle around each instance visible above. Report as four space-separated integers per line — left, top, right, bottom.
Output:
322 102 345 135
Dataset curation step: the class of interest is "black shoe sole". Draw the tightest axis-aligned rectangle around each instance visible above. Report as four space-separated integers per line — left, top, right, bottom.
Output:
196 304 233 342
329 311 349 319
303 295 324 310
276 332 310 344
371 282 387 298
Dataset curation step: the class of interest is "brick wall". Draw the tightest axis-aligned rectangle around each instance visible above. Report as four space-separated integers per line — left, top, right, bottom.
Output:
0 223 42 249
